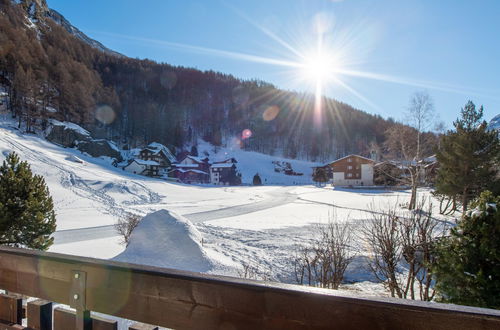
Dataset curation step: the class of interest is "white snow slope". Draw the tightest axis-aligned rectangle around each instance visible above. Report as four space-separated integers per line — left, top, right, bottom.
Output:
0 117 455 296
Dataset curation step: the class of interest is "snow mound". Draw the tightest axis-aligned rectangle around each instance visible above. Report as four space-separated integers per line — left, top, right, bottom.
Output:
113 210 214 272
66 154 84 163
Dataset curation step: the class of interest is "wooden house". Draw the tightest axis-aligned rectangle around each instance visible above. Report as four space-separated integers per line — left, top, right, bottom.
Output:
170 155 210 183
139 142 176 175
315 154 374 186
210 158 239 185
124 159 160 177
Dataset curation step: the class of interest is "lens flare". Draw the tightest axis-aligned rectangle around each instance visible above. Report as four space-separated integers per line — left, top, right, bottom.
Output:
241 129 252 140
95 105 116 125
263 105 280 121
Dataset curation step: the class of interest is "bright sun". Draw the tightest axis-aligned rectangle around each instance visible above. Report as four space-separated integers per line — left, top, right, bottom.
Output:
301 52 337 83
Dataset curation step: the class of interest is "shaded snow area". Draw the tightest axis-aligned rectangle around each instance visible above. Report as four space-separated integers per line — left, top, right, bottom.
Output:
113 210 237 274
197 140 319 185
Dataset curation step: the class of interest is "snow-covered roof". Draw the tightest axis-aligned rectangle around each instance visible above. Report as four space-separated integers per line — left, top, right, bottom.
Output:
144 142 176 163
213 158 237 164
211 163 234 168
134 159 159 166
187 155 208 163
169 168 208 175
173 163 199 168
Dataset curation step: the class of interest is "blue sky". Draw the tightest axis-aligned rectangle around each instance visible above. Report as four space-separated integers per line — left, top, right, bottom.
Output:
48 0 500 128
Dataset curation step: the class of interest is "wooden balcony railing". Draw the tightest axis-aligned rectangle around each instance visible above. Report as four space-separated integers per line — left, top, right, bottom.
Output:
0 246 499 329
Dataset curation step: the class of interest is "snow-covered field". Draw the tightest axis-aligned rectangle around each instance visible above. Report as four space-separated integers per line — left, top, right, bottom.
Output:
0 117 454 296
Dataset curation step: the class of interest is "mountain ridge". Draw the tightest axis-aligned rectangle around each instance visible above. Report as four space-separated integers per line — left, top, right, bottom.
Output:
0 0 431 162
17 0 122 57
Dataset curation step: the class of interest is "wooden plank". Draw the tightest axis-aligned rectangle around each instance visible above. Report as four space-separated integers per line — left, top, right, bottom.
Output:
27 300 52 330
53 308 76 330
0 247 499 330
53 308 91 330
90 314 117 330
128 322 159 330
53 308 117 330
0 319 25 329
0 294 22 325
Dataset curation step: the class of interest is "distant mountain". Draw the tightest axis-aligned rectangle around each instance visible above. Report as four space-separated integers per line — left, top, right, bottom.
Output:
17 0 122 57
0 0 423 162
488 114 500 132
45 9 123 57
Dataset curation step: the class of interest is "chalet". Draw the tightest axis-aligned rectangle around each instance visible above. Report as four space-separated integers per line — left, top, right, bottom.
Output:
170 155 210 183
210 158 239 185
124 159 160 177
139 142 176 176
315 154 374 186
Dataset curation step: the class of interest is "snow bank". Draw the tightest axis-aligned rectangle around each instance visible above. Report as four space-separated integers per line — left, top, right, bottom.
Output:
47 119 90 136
113 210 214 272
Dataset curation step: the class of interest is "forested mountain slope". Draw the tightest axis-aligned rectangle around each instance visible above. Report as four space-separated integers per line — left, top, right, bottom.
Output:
1 0 401 161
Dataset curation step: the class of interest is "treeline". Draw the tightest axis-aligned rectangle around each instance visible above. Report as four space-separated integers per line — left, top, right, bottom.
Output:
2 0 398 161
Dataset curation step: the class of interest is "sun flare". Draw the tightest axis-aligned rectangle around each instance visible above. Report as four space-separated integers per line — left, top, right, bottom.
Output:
301 53 337 83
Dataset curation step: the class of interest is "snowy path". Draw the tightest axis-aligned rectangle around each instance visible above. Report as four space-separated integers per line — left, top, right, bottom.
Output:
53 186 297 244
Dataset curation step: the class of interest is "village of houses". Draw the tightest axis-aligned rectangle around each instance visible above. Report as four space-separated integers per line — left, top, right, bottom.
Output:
119 142 438 187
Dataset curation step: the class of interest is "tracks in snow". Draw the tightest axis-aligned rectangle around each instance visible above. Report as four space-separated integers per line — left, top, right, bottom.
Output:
53 186 298 244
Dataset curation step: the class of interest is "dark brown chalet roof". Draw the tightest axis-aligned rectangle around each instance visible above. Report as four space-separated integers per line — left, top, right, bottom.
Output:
326 154 375 166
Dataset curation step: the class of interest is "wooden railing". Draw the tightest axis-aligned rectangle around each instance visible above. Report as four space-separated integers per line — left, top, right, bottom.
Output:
0 246 499 329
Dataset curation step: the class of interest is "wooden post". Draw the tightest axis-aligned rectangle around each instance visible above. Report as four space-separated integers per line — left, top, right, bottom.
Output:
54 308 117 330
0 293 22 325
27 299 52 330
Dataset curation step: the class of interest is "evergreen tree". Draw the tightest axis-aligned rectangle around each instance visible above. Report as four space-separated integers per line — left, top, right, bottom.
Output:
435 101 500 212
0 152 56 250
433 191 500 309
253 173 262 186
190 145 198 157
313 167 329 186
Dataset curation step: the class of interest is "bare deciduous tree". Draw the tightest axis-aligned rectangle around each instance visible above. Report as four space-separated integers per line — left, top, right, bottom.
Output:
294 214 356 289
385 91 435 210
115 213 142 246
361 198 443 300
238 260 272 281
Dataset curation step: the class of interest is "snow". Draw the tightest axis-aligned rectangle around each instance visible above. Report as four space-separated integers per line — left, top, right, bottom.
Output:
47 119 90 136
488 114 500 131
114 210 214 272
133 158 159 166
211 163 234 168
146 142 176 163
0 117 456 297
66 154 84 163
173 163 199 168
197 140 318 185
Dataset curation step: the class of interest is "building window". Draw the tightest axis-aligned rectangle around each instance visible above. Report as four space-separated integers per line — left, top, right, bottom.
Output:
347 173 352 178
348 158 352 162
348 166 353 170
